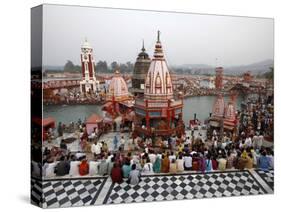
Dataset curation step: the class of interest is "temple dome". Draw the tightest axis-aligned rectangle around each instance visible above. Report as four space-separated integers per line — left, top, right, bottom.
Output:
106 70 129 101
144 31 173 100
137 41 150 60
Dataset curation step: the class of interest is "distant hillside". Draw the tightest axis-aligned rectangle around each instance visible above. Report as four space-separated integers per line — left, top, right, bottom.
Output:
172 59 274 76
224 59 274 75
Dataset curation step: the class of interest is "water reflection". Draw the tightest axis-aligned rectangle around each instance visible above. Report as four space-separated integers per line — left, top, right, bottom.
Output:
43 95 243 125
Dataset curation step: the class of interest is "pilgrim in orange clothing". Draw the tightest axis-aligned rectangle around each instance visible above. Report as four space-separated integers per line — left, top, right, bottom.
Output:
79 159 89 176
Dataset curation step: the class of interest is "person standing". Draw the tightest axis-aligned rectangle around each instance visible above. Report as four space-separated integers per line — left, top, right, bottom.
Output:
113 135 119 151
91 141 102 159
120 136 125 151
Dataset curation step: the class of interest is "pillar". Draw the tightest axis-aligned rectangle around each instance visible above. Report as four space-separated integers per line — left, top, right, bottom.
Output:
145 100 150 130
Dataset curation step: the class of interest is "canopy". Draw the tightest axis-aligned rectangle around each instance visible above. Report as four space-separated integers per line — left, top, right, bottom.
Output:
86 114 103 124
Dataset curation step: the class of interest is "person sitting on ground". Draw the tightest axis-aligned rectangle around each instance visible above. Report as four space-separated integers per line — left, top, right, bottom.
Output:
111 163 123 183
217 155 227 171
148 150 157 164
268 150 274 169
237 152 248 170
169 151 176 162
79 157 89 176
176 154 185 172
153 155 162 173
226 151 235 169
161 154 170 173
98 157 109 176
55 156 70 176
245 153 253 169
142 158 154 175
128 164 141 185
107 157 115 175
184 153 192 171
258 151 270 171
122 159 131 178
205 154 213 172
169 159 177 174
192 154 200 171
198 154 206 173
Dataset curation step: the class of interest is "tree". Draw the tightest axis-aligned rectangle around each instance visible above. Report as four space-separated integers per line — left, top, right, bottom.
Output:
110 61 119 71
63 60 81 72
64 60 75 71
96 60 109 73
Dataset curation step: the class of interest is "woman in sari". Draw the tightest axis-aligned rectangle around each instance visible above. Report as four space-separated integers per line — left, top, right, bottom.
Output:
153 156 161 173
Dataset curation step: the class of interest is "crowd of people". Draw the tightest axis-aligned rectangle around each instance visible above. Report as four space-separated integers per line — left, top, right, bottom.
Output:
39 128 273 185
33 94 274 187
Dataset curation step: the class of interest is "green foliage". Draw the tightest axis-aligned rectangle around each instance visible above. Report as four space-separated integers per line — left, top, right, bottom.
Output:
63 60 81 72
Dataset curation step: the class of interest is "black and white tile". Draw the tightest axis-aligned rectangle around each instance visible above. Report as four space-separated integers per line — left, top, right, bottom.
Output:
31 178 43 207
41 178 106 208
255 169 274 190
104 171 267 204
32 170 273 208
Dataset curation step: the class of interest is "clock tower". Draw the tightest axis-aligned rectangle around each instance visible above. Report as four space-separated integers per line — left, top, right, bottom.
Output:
79 38 99 94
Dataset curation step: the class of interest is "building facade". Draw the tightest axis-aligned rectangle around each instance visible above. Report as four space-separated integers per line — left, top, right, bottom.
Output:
79 39 99 94
134 31 184 138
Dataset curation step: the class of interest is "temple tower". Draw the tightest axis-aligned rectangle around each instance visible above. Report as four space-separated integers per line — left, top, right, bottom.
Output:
79 38 99 94
131 41 151 96
134 31 184 138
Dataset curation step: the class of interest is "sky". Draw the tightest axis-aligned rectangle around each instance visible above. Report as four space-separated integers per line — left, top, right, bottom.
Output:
42 4 274 67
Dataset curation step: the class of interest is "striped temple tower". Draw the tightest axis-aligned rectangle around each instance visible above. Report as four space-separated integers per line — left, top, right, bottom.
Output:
79 38 99 94
134 31 184 138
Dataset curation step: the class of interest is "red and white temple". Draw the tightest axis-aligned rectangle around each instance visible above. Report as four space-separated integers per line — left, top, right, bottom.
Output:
209 67 238 137
134 31 184 137
79 38 99 94
103 70 133 117
223 92 237 131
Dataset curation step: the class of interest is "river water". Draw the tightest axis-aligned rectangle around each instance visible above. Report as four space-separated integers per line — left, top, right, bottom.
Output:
43 95 243 125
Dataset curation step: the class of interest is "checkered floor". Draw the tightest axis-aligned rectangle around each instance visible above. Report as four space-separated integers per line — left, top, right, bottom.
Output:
255 169 274 190
38 178 106 208
31 178 43 207
31 170 273 208
104 171 266 204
